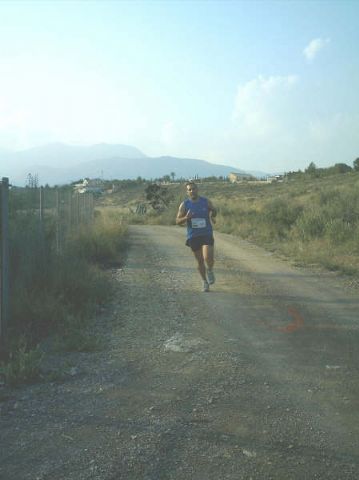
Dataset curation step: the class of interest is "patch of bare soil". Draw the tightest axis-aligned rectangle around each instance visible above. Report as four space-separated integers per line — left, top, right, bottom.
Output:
1 225 358 479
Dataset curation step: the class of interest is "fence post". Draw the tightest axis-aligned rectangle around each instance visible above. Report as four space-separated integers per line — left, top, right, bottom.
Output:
39 186 45 244
39 186 44 223
0 177 10 356
55 190 60 253
75 192 80 227
68 191 73 230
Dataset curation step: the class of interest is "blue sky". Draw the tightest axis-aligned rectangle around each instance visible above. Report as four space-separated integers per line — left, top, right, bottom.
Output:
0 0 358 173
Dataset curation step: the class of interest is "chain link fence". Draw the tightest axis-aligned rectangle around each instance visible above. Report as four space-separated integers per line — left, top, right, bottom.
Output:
0 178 95 355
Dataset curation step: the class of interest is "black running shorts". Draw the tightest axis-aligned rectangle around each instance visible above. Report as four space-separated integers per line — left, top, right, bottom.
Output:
185 235 214 252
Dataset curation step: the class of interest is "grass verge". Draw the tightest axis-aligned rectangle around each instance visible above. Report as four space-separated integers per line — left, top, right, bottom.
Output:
1 210 128 385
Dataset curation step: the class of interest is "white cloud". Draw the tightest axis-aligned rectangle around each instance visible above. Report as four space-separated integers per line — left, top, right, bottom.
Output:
220 74 301 172
160 121 179 147
232 75 298 138
303 38 330 62
0 54 149 149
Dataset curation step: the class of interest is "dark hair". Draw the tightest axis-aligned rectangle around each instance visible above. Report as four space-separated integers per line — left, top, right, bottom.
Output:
185 181 197 188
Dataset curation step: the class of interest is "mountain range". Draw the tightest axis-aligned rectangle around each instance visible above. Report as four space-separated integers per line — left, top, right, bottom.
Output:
0 143 268 186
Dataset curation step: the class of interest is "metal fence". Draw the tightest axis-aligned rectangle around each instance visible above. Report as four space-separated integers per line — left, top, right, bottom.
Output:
0 178 9 355
0 178 95 355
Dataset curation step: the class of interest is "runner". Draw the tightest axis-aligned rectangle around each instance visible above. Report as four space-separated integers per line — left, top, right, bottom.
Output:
176 181 217 292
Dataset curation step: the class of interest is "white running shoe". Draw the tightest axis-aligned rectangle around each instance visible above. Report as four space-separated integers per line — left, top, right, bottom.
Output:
207 269 215 285
203 281 210 292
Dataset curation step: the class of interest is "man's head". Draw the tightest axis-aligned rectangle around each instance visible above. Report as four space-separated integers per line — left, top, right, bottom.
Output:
186 181 199 200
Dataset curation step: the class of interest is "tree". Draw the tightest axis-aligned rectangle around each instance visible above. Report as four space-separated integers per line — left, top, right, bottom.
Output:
354 158 359 171
161 174 171 183
332 163 352 174
170 172 176 182
145 183 173 212
305 162 317 176
26 172 39 188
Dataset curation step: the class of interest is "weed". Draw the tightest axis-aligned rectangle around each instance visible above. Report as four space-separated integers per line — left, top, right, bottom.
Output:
54 316 103 352
7 200 127 374
98 174 359 277
0 339 44 386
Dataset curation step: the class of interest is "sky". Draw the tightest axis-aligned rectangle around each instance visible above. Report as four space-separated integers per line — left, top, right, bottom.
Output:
0 0 358 173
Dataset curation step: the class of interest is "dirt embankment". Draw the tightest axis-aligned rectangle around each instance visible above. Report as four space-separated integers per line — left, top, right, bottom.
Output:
1 225 358 480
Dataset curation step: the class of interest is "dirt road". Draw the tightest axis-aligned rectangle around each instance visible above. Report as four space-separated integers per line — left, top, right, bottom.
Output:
1 225 359 479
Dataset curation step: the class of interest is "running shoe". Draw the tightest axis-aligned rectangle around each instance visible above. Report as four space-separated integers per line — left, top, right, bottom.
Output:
207 269 215 285
203 281 210 292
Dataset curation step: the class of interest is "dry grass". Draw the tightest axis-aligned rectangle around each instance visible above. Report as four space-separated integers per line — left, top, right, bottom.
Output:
101 174 359 278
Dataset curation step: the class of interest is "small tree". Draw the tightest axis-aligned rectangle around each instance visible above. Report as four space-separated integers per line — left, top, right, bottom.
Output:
353 158 359 171
161 174 171 183
305 162 317 176
26 173 39 189
145 183 173 212
332 163 352 174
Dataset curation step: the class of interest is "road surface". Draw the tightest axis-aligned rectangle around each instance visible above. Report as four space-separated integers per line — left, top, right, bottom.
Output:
1 225 358 479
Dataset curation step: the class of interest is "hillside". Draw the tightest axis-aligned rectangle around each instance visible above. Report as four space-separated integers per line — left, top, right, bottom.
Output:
0 143 252 186
100 171 359 279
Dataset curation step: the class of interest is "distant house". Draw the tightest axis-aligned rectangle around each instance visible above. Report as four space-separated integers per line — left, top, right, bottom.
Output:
73 178 105 194
228 172 253 183
266 175 284 183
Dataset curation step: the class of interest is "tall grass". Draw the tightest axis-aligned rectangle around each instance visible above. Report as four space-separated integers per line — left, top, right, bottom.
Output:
156 176 359 276
66 210 128 265
98 174 359 277
214 176 359 275
1 208 128 383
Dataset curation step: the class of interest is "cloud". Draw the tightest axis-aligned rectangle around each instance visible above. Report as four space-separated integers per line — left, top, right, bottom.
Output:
0 55 150 149
221 74 301 171
161 121 179 147
303 38 330 62
232 74 298 137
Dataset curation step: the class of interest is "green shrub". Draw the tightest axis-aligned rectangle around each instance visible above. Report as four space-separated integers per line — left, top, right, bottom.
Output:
7 207 127 356
318 188 341 206
293 208 326 241
54 316 103 352
263 198 302 228
326 218 355 243
0 339 43 386
66 213 128 265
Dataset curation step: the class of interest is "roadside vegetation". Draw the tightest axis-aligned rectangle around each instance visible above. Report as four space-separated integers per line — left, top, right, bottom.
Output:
4 160 357 384
213 172 359 276
97 159 359 279
1 193 128 385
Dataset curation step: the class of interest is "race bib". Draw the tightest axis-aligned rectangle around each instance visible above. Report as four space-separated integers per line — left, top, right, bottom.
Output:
191 218 206 228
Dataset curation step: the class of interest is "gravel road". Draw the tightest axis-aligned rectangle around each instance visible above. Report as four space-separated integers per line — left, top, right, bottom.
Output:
1 225 358 479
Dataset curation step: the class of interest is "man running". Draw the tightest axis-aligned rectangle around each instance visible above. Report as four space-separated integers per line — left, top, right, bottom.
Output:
176 181 217 292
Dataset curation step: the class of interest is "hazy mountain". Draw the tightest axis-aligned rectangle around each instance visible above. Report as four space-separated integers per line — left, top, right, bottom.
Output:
69 155 248 182
0 142 258 186
246 169 272 179
0 142 147 175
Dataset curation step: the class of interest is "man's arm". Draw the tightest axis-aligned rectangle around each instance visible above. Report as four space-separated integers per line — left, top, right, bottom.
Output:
208 199 217 224
176 202 191 225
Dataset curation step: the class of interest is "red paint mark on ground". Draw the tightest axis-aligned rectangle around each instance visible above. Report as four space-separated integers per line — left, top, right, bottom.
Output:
277 307 304 333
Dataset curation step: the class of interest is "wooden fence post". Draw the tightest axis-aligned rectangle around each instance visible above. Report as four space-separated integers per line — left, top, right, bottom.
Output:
0 177 10 356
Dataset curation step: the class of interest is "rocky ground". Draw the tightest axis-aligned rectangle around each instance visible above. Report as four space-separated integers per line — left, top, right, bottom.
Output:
1 225 358 479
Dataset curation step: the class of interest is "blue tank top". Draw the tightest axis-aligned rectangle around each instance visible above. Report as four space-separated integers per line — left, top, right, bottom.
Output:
184 196 213 239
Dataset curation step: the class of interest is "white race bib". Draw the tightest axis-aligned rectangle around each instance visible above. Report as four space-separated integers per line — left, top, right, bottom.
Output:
191 218 206 228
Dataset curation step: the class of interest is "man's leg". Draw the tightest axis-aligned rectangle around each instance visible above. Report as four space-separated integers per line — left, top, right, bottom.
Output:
203 245 215 284
193 249 207 281
202 245 214 270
